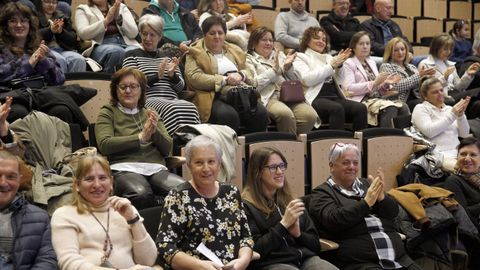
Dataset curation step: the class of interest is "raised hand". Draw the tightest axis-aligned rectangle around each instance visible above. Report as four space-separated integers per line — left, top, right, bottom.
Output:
331 48 352 68
139 109 158 143
444 66 456 80
179 40 191 55
104 0 121 26
0 96 12 137
29 40 49 67
365 176 383 207
419 66 436 77
167 57 180 78
50 18 64 34
452 96 470 117
157 58 168 79
108 196 136 221
280 199 304 237
283 49 297 71
467 62 480 76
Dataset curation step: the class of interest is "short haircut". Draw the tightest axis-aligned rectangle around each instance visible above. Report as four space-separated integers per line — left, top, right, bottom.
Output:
247 26 275 54
328 143 360 165
419 77 442 99
429 33 454 58
383 37 411 64
299 26 330 53
184 135 223 164
349 31 369 51
201 15 227 35
109 67 147 108
138 14 164 36
197 0 228 16
458 137 480 152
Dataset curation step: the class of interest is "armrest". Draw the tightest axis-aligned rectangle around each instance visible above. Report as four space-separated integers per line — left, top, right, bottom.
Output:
320 238 339 251
165 156 186 169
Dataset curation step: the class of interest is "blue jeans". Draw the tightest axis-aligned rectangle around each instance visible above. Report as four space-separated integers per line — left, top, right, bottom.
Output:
91 34 137 73
51 47 86 73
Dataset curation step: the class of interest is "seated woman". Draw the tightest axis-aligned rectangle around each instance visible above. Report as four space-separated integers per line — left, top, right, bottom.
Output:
51 154 157 269
449 20 472 64
340 31 409 127
309 143 421 270
34 0 86 73
418 33 480 118
197 0 251 50
293 26 367 131
185 15 268 133
412 77 470 171
380 37 436 111
95 67 184 209
246 27 318 134
444 137 480 227
75 0 139 73
242 147 338 270
123 14 200 136
156 135 253 270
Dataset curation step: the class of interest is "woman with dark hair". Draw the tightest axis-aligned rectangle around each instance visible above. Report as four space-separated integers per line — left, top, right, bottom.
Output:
185 15 268 133
123 14 200 135
292 26 367 131
75 0 140 73
0 2 67 122
95 67 184 210
246 26 317 134
241 147 338 270
449 20 472 64
34 0 86 73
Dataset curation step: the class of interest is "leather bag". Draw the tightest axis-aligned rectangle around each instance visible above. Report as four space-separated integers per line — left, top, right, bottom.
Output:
280 80 305 103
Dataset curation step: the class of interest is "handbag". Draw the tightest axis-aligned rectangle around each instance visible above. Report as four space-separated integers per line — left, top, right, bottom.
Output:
279 80 305 103
222 84 258 117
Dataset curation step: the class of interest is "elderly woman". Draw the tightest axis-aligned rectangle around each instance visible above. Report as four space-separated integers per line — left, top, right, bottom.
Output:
185 15 267 133
51 154 157 270
75 0 140 73
379 37 436 110
156 135 253 270
341 31 409 127
246 27 317 134
123 14 200 135
95 67 184 210
242 147 338 270
412 77 470 171
197 0 251 50
418 33 480 118
293 26 367 131
309 143 421 270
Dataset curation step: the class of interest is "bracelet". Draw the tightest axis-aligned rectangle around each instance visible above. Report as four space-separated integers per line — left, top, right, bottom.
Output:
127 214 140 225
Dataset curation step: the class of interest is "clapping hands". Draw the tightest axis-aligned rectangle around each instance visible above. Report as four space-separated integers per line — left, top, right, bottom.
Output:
365 168 385 207
138 109 158 143
29 40 49 67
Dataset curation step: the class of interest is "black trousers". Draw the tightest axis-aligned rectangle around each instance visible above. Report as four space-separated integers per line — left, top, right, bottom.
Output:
312 97 368 131
8 103 74 124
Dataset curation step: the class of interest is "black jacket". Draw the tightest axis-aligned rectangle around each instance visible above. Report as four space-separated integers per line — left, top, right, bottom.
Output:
37 10 80 51
243 200 321 269
320 10 361 51
10 196 58 270
459 55 480 90
360 16 410 56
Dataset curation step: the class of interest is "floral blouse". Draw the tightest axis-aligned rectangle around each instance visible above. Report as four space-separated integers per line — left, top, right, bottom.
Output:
157 182 253 267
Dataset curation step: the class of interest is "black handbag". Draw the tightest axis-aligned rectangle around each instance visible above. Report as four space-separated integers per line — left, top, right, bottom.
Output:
222 85 258 117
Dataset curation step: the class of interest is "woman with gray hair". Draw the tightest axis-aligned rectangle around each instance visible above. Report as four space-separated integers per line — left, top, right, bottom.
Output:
308 143 421 269
156 135 254 270
123 14 200 136
459 29 480 90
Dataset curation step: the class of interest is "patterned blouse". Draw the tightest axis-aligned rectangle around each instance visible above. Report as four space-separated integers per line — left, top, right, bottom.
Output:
157 182 253 267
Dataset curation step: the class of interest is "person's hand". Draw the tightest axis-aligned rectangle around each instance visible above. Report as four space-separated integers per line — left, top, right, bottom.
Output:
167 57 180 78
139 109 158 143
365 176 382 207
226 73 243 85
371 168 385 202
108 196 136 221
382 89 399 97
452 96 470 117
280 199 304 235
271 51 280 73
196 260 222 270
235 13 252 25
0 96 12 137
330 48 351 68
125 265 156 270
373 72 389 88
466 62 480 76
419 66 436 77
283 49 296 71
223 257 250 270
29 40 49 67
104 0 121 26
50 18 64 34
157 58 168 79
384 74 401 85
288 218 301 238
444 66 456 80
179 40 191 55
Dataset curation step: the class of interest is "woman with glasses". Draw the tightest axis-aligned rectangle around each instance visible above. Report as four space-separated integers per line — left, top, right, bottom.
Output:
123 14 200 136
95 67 184 210
241 147 338 270
308 143 421 270
35 0 86 73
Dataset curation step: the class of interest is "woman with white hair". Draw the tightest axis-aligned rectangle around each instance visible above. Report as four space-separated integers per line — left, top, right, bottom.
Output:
123 14 200 135
459 30 480 90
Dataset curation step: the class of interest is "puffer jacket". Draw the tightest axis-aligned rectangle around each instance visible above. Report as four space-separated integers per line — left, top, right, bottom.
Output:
11 196 58 270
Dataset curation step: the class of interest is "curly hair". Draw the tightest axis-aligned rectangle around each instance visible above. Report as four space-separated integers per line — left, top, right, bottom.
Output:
0 2 41 56
299 26 330 53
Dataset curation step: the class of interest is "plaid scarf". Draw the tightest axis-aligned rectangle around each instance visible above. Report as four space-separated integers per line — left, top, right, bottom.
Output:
455 170 480 190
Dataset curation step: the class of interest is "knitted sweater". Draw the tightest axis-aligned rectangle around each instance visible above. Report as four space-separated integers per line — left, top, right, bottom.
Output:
51 202 156 270
274 9 319 50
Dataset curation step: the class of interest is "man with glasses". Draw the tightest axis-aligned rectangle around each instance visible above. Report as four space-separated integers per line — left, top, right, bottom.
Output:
320 0 361 52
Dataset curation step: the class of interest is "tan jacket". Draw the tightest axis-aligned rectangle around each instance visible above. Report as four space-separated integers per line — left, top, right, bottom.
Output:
185 39 253 122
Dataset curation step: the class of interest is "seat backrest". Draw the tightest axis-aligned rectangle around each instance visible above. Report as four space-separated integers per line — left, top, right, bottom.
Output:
414 17 443 43
396 0 421 17
138 205 163 240
252 6 277 30
448 0 471 21
308 0 331 12
391 16 413 43
424 0 447 19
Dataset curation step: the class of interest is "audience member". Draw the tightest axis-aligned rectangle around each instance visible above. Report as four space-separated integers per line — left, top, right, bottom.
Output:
320 0 361 52
246 27 318 134
123 14 200 136
418 33 480 119
142 0 202 47
309 143 421 270
51 154 157 269
156 135 253 269
380 37 436 110
411 77 470 171
197 0 251 50
35 0 86 73
340 31 409 127
459 30 480 90
75 0 140 73
185 15 268 133
274 0 319 50
242 146 339 270
227 0 259 31
293 27 367 131
449 20 472 64
360 0 410 56
95 67 184 209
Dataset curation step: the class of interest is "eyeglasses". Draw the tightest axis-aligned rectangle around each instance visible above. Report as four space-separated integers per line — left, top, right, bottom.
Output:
118 83 140 92
264 163 288 173
8 18 29 25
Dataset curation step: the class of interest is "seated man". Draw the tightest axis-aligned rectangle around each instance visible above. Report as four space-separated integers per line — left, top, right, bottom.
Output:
274 0 319 50
320 0 361 52
360 0 411 56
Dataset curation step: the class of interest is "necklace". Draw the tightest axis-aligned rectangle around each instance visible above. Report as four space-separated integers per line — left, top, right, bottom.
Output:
131 113 143 134
90 208 113 264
